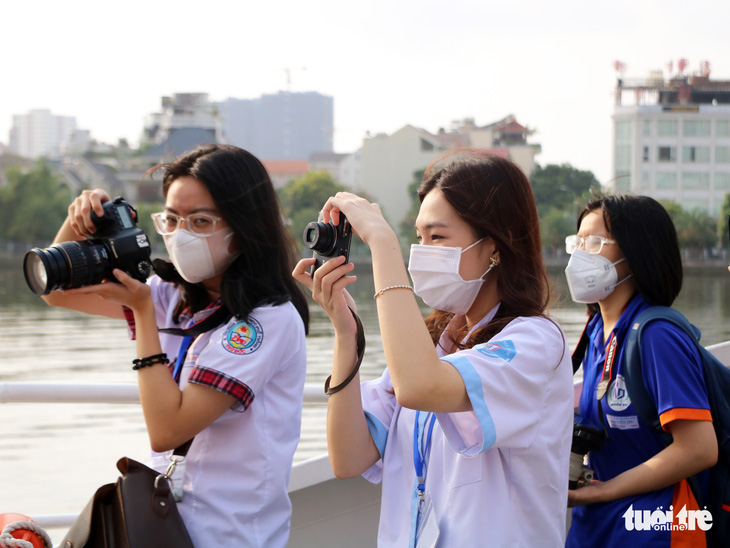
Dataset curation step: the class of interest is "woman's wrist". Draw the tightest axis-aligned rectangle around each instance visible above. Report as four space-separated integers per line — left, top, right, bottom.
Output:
366 223 399 251
129 298 156 323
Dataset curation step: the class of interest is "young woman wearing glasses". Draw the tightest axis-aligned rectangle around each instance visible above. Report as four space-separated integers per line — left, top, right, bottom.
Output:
565 195 717 547
42 144 310 547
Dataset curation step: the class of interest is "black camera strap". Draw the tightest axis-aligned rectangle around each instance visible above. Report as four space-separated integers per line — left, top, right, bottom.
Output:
324 306 366 395
572 314 595 374
159 305 232 338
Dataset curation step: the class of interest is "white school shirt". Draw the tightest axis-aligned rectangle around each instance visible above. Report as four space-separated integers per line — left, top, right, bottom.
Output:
138 276 306 548
361 306 573 547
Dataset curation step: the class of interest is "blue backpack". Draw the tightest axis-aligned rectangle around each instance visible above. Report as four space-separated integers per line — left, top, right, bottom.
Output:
624 306 730 548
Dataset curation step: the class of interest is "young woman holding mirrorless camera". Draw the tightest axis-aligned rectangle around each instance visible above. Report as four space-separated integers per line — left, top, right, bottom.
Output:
42 144 309 547
293 150 574 546
565 195 717 547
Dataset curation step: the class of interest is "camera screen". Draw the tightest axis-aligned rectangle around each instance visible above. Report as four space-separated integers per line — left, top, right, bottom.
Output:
117 205 135 229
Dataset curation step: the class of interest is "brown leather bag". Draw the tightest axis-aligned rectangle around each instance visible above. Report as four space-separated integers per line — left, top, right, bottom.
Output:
60 456 194 548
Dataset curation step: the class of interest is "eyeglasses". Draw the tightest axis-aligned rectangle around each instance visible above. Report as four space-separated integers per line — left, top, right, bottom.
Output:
565 234 616 255
151 212 223 236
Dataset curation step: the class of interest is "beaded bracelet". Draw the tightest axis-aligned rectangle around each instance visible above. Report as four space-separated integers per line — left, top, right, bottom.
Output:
373 284 414 299
132 353 170 371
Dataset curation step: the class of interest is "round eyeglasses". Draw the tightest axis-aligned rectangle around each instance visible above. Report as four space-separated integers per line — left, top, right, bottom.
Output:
565 234 616 255
151 212 223 237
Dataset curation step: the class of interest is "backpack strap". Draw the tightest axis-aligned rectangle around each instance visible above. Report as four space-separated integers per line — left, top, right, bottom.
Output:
623 306 706 504
623 306 701 437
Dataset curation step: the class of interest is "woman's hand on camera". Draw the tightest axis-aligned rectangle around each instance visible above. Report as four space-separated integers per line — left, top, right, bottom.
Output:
321 192 396 247
292 256 358 335
63 268 152 312
68 189 111 238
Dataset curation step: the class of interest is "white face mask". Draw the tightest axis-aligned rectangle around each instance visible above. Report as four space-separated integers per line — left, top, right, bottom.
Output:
564 248 632 304
163 227 241 284
407 239 495 314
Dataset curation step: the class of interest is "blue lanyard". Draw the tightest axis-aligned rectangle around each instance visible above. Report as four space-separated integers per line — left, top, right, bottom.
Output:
412 411 437 502
172 336 193 384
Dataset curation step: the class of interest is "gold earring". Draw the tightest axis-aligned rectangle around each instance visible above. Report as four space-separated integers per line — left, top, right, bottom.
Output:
490 255 500 267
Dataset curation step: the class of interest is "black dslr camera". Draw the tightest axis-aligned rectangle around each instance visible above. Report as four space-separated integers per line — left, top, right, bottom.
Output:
23 197 153 295
569 417 608 490
303 214 352 274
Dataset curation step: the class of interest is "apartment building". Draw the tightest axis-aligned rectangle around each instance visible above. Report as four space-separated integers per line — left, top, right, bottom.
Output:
218 91 333 160
8 109 77 159
612 63 730 216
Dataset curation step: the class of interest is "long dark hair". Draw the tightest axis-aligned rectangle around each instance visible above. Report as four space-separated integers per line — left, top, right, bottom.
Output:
419 150 551 349
152 144 309 332
577 195 682 310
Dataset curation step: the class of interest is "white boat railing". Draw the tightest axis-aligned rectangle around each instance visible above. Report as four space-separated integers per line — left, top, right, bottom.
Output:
0 381 328 405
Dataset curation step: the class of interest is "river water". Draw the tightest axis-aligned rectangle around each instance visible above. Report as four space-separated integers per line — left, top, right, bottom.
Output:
1 255 729 540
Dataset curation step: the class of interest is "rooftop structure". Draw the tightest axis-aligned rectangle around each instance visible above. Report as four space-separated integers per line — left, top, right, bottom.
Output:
611 60 730 216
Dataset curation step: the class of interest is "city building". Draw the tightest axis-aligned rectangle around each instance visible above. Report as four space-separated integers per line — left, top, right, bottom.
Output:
263 159 309 189
8 109 78 159
218 91 333 160
309 152 348 181
143 93 223 149
132 93 225 202
341 116 540 225
612 60 730 216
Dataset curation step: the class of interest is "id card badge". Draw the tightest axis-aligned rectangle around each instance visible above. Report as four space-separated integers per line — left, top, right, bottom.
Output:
416 490 440 548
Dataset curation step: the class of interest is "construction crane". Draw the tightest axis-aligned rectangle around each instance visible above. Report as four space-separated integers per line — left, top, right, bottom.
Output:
283 67 307 91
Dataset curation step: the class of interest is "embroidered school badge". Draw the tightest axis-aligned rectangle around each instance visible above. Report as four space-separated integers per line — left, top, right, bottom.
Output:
476 340 516 362
222 318 264 355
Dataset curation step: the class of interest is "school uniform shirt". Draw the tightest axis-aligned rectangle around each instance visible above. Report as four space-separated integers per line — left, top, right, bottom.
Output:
127 276 307 548
360 305 574 547
566 293 712 548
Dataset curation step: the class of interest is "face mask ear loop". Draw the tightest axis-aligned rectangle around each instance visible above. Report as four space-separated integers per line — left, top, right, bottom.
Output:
461 237 484 254
612 272 633 289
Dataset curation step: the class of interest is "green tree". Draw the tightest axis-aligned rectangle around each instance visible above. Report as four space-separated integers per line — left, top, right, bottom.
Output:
718 192 730 249
134 201 165 253
540 209 575 251
398 168 426 244
0 162 72 244
660 200 717 250
530 163 602 217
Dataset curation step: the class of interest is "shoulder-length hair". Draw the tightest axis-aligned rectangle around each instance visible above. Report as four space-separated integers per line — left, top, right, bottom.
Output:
420 150 551 349
578 194 682 309
151 144 309 332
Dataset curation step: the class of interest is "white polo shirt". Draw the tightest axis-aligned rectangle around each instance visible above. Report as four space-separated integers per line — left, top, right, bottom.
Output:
139 276 306 548
361 306 573 547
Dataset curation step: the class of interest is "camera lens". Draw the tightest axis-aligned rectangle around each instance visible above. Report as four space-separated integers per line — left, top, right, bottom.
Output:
303 222 336 255
23 240 113 295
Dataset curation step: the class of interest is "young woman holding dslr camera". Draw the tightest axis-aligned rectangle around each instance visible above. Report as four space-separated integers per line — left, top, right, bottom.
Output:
43 144 310 547
293 150 574 546
565 195 717 547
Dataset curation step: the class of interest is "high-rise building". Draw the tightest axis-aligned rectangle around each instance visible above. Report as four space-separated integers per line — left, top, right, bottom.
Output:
611 61 730 215
8 109 77 159
142 93 223 151
218 91 333 160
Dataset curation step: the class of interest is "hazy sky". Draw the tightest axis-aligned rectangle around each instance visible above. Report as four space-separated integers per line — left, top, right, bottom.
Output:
3 0 729 184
